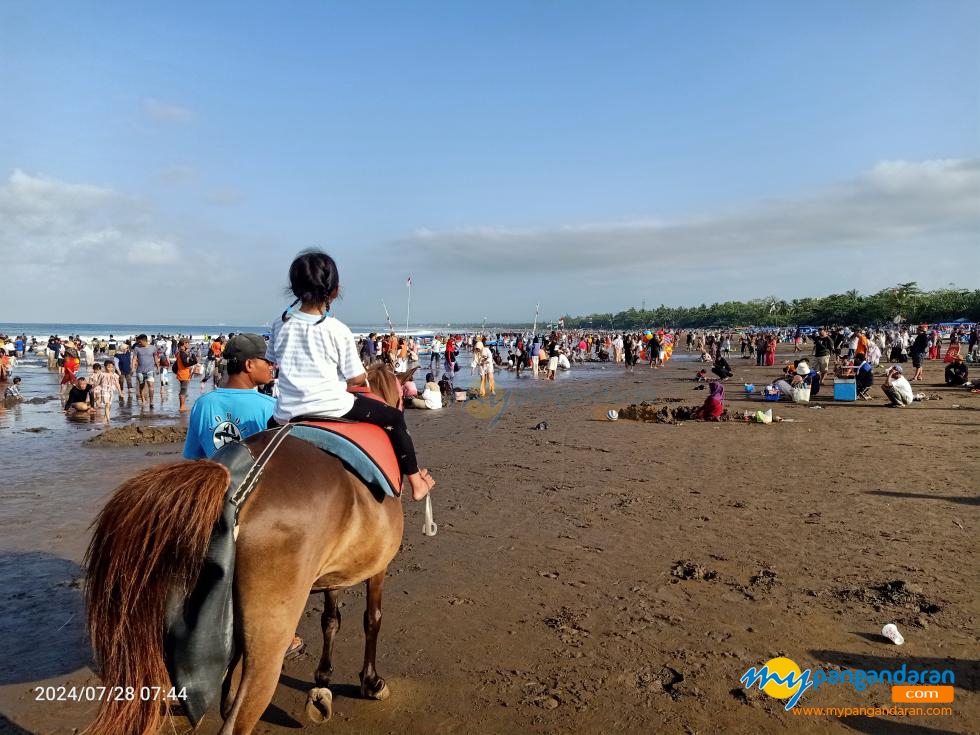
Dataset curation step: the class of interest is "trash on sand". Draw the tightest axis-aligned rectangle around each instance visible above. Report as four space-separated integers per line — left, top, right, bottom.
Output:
532 421 549 430
882 623 905 645
607 410 619 421
809 405 824 410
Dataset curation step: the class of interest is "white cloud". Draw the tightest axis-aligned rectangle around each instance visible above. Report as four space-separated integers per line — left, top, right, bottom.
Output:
0 169 183 271
127 239 180 264
143 98 193 124
0 169 268 323
399 158 980 276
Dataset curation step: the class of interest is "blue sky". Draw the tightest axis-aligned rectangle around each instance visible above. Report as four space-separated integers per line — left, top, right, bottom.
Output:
2 1 978 325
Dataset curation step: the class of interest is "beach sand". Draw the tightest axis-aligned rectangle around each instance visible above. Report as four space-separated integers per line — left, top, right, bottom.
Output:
0 349 977 734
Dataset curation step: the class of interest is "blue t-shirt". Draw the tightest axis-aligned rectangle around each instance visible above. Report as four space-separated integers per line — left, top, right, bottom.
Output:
182 388 275 460
116 352 133 373
14 339 24 351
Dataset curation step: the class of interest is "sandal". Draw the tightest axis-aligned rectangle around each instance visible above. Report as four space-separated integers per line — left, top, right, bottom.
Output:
284 635 305 661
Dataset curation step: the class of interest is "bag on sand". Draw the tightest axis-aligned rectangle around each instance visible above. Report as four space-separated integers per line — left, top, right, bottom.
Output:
791 385 811 404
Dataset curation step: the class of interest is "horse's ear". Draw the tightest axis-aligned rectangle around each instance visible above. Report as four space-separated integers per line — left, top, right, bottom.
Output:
396 366 419 384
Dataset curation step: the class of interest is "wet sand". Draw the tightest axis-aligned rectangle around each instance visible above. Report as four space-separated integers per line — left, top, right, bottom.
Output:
1 350 978 734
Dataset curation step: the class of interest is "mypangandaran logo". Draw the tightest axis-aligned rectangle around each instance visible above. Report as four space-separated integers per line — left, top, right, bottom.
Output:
740 657 955 710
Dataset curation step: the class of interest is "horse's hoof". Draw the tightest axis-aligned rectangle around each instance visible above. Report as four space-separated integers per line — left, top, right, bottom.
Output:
305 687 333 724
361 677 390 701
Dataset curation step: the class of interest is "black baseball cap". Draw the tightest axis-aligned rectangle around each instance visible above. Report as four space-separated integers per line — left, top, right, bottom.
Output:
223 333 268 361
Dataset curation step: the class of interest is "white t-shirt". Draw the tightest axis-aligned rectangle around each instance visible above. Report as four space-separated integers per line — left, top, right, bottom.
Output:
889 375 914 405
266 311 365 421
422 382 442 410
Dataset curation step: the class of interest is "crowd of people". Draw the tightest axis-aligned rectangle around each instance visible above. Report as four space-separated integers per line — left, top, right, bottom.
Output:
0 332 234 419
2 320 977 423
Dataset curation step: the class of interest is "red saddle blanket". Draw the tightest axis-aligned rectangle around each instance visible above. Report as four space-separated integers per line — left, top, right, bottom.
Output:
293 419 402 497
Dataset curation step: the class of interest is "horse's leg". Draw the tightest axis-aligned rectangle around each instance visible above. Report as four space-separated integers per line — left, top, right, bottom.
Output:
314 589 342 687
219 612 298 734
220 649 242 720
359 569 390 700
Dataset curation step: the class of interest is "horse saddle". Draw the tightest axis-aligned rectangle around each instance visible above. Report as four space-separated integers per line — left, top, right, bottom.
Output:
164 417 402 725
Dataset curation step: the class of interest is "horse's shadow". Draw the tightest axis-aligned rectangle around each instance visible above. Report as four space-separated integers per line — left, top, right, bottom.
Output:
0 551 92 686
0 712 34 734
278 672 360 701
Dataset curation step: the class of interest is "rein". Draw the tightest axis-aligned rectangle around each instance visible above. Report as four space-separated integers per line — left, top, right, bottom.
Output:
229 422 294 519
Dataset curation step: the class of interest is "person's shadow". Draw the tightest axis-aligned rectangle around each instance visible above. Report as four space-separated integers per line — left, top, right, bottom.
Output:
0 551 92 686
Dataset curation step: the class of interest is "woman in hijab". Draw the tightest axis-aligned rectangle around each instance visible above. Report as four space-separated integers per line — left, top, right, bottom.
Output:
693 380 725 421
764 334 777 366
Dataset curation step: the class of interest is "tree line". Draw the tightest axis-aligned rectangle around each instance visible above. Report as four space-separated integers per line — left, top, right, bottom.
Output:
562 283 980 330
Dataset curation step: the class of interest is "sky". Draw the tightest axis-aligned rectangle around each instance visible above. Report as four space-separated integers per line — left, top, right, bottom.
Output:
1 1 978 326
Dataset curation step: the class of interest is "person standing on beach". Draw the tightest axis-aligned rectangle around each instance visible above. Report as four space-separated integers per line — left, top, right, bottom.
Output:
99 360 123 420
764 334 777 367
529 336 541 377
811 327 834 381
173 338 198 412
445 334 458 374
430 335 442 373
623 334 635 374
89 362 118 420
547 333 560 380
114 342 134 398
60 346 80 398
910 325 929 381
476 342 496 397
132 334 160 407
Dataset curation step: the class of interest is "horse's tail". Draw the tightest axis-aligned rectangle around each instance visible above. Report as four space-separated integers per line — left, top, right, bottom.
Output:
84 460 231 735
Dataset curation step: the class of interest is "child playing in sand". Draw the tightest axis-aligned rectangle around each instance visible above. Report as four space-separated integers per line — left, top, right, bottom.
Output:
693 381 725 420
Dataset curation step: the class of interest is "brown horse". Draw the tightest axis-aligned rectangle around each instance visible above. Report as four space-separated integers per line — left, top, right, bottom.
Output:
85 363 413 735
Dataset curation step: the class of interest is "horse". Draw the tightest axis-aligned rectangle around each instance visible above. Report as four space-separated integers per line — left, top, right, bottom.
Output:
85 362 413 735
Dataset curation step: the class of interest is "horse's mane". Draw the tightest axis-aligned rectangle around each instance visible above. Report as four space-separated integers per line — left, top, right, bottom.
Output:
366 363 401 408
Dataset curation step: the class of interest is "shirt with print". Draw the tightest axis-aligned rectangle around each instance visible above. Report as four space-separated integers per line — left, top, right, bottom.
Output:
182 388 275 460
266 311 365 422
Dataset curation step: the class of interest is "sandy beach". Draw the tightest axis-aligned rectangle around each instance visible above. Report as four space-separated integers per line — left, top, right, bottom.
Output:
1 349 977 735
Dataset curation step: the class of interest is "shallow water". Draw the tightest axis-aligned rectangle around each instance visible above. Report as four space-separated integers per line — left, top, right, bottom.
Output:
0 351 664 556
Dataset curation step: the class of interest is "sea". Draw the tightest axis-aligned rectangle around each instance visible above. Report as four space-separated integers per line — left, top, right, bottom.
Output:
0 322 457 341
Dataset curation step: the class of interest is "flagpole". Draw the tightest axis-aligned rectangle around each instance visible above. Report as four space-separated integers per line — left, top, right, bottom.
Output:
381 299 394 333
532 303 539 335
405 277 412 334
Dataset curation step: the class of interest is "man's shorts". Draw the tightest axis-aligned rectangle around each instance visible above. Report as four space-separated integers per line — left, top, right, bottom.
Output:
816 355 830 373
136 371 156 385
179 380 189 396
